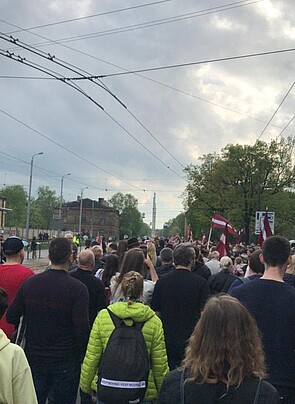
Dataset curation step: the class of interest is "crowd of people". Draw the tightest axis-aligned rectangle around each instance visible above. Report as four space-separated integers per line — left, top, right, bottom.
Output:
0 232 294 403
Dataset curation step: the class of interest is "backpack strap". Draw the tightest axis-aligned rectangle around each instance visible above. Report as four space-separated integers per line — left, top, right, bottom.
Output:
107 308 124 328
180 369 186 404
253 378 262 404
240 277 251 284
107 308 146 330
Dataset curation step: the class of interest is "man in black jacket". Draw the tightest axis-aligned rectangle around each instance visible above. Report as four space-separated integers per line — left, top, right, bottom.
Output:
156 248 175 278
231 236 295 403
151 243 209 370
70 249 106 326
7 238 89 404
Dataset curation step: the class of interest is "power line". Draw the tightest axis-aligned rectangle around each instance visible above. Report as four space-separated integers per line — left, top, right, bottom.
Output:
0 150 122 193
6 0 261 47
275 114 295 141
0 108 145 192
97 48 295 78
0 32 185 172
2 16 285 132
0 50 161 180
0 151 184 194
0 72 289 133
0 75 51 79
256 81 295 141
5 0 175 33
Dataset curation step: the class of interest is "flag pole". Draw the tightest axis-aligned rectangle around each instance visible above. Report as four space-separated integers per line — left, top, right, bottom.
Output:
207 227 212 250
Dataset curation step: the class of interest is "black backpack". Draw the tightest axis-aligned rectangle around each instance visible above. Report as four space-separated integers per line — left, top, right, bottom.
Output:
97 309 150 404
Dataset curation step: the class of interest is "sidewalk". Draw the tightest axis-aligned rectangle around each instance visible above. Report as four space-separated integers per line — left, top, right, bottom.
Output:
24 256 49 274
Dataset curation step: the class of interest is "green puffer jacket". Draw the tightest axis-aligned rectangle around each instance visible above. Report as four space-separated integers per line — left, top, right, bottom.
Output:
80 301 169 401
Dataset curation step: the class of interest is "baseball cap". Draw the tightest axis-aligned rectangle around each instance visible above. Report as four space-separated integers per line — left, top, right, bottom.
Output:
3 237 25 256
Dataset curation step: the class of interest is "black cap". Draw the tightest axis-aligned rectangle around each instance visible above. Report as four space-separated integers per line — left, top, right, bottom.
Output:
3 237 25 256
127 237 140 249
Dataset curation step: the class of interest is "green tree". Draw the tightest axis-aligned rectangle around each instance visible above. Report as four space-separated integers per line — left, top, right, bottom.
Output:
185 137 295 243
31 186 59 229
108 192 145 237
0 185 27 227
140 221 151 237
166 213 185 236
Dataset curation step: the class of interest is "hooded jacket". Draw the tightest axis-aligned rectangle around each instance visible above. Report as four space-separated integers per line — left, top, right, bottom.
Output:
80 301 169 400
0 329 37 404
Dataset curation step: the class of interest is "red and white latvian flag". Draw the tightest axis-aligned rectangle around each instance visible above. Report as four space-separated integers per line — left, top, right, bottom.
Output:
216 223 230 258
258 211 273 247
211 213 239 238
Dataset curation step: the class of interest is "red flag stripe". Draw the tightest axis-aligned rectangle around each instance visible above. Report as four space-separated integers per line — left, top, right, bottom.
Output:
211 213 239 237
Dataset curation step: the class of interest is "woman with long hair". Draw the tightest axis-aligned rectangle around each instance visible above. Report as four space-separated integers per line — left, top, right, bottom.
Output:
116 239 128 269
110 248 158 306
95 254 120 287
147 241 157 267
80 271 169 403
157 295 280 403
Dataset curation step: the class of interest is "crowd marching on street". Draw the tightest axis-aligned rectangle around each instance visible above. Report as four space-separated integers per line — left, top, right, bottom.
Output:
0 220 295 404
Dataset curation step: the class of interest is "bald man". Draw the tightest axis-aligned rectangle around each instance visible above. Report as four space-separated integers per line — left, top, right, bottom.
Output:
69 249 106 326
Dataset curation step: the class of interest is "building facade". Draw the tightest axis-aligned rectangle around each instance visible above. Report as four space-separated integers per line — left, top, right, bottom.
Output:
53 197 120 241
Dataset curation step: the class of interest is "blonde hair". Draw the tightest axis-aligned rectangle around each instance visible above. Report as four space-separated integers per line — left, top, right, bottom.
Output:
286 254 295 275
121 271 144 305
147 241 157 266
91 245 103 259
220 256 233 269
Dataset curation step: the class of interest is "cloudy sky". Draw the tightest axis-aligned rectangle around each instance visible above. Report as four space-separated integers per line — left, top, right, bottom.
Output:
0 0 294 229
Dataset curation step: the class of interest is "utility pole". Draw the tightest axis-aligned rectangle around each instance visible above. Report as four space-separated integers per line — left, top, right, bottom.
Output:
151 193 156 237
58 173 71 236
25 152 43 241
79 187 88 236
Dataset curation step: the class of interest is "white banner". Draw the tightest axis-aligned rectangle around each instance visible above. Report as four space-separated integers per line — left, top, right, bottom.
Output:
255 211 275 235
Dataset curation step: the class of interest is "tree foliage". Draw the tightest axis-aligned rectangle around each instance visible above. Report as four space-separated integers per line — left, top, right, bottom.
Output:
184 138 295 243
0 185 27 227
31 186 59 229
108 192 149 237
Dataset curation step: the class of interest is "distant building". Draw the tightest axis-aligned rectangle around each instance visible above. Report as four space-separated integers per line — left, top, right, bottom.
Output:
52 197 120 240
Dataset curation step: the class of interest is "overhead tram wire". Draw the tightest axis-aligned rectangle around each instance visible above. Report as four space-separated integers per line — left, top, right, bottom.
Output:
256 81 295 141
275 114 295 141
0 151 109 192
0 52 184 182
4 27 292 144
0 108 143 192
1 16 283 132
0 53 288 133
0 48 104 111
0 59 184 181
5 0 176 34
3 0 262 47
97 48 295 78
0 75 53 79
0 150 183 194
0 31 185 171
0 33 113 97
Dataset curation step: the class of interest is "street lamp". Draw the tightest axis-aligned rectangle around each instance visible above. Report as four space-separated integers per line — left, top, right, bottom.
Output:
58 173 71 236
25 152 44 241
78 187 88 236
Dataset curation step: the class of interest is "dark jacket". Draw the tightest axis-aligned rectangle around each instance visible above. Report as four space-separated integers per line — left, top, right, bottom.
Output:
208 270 237 294
6 269 89 360
157 369 280 403
192 261 211 280
69 267 106 326
157 263 175 278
